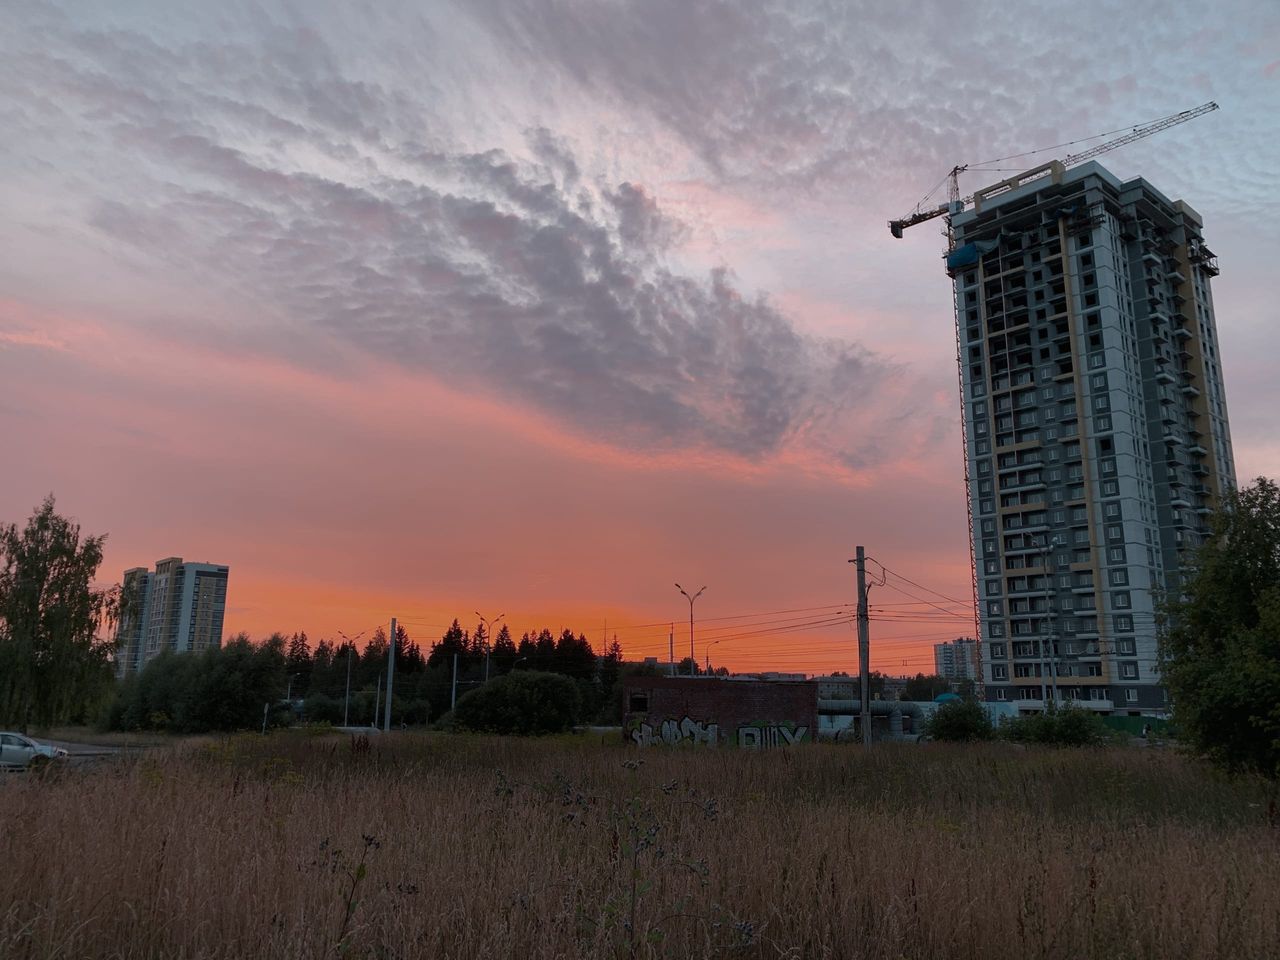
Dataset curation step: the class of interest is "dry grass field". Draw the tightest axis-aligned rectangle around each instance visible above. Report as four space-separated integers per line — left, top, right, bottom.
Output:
1 732 1276 959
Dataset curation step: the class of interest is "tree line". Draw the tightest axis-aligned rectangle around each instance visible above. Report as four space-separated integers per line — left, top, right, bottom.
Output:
2 488 1279 788
104 619 626 733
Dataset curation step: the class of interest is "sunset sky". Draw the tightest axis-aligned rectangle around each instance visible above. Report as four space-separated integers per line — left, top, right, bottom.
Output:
3 1 1278 674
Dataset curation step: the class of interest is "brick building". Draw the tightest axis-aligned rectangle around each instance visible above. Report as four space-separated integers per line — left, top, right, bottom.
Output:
623 676 817 748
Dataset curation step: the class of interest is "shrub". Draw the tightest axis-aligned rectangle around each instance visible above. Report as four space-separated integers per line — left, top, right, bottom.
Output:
1000 704 1111 747
925 699 993 742
453 670 582 735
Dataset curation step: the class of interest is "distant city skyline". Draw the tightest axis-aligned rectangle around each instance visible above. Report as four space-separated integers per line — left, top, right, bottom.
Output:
3 1 1277 675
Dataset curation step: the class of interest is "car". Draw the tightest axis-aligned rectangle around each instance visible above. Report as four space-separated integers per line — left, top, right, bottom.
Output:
0 732 69 770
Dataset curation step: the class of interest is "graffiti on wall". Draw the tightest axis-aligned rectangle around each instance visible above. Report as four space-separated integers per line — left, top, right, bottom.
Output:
627 717 808 748
736 723 808 749
628 716 720 747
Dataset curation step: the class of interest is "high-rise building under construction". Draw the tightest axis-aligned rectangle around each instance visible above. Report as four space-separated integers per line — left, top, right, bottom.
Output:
947 160 1235 715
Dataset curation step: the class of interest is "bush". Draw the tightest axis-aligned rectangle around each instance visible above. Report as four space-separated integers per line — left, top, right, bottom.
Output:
925 699 993 742
453 670 582 735
999 704 1111 747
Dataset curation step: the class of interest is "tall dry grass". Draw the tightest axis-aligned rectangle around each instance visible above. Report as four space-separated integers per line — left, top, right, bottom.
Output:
1 732 1276 959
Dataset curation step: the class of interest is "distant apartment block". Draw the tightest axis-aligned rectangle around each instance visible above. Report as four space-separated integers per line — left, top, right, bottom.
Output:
115 557 229 677
949 161 1235 716
934 638 978 681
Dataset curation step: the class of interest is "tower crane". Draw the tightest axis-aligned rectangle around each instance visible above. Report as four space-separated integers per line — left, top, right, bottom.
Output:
888 101 1219 240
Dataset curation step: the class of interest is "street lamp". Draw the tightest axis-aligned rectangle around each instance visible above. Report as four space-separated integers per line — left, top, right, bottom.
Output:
675 583 706 676
337 628 368 727
705 636 729 675
476 611 505 682
511 656 528 673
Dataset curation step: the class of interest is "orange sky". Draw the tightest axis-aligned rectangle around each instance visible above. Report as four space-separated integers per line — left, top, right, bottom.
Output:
2 2 1276 679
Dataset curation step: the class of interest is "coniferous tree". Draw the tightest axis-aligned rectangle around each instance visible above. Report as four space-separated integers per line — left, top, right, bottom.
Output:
285 631 312 697
360 628 388 689
429 619 468 668
492 624 518 674
312 638 336 696
533 628 556 670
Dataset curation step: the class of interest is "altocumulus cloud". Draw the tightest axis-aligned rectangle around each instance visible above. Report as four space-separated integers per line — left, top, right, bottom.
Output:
2 4 945 468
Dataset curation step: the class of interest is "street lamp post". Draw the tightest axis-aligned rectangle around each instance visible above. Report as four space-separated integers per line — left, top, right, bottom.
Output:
705 637 728 675
675 583 706 676
337 629 367 728
476 611 505 682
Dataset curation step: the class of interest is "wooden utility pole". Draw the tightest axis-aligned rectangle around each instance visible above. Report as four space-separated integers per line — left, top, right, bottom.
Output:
855 546 872 747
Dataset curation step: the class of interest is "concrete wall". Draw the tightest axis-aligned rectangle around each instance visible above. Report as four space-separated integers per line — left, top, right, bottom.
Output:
622 677 817 748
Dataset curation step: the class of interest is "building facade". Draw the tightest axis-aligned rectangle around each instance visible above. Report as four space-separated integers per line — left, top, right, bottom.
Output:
623 676 816 748
933 637 978 681
114 557 230 677
949 161 1234 716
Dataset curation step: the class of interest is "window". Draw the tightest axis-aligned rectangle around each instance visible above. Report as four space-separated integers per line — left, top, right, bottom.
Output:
996 688 1008 701
1125 688 1138 703
1112 592 1131 609
985 580 1002 597
628 691 650 713
1109 569 1129 586
1121 663 1139 680
1108 546 1125 563
1117 638 1136 655
1102 480 1119 497
1104 502 1121 519
988 643 1006 659
992 665 1008 680
987 601 1003 616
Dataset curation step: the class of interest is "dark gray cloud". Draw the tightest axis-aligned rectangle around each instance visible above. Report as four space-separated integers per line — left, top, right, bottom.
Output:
0 3 937 465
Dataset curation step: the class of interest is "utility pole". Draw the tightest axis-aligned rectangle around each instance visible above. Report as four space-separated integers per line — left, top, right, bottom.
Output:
343 645 352 726
451 652 459 711
383 616 397 732
853 546 872 747
668 624 675 677
337 629 366 729
373 674 382 729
